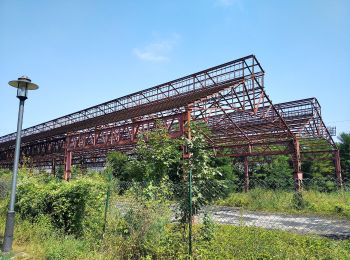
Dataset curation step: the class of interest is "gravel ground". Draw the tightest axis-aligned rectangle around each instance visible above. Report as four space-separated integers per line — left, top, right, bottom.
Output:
115 202 350 239
202 206 350 239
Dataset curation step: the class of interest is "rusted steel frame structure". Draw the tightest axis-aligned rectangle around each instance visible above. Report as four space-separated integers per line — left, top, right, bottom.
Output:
277 98 341 188
0 55 260 146
0 55 340 190
2 97 334 178
0 55 265 170
209 97 340 190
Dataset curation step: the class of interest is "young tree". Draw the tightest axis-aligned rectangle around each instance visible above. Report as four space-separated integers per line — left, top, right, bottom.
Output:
106 123 183 183
180 124 226 221
106 122 227 220
132 124 183 183
106 151 130 181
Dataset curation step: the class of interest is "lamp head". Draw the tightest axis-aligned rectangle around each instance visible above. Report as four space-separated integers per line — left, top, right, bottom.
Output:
8 76 39 100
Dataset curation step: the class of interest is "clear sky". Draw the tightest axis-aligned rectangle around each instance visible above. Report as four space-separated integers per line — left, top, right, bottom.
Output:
0 0 349 139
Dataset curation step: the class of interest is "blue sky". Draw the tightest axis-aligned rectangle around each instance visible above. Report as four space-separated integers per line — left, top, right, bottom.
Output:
0 0 349 139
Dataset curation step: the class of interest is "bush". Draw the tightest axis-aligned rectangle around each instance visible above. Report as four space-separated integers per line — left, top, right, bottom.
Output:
199 213 216 241
16 174 106 236
103 180 173 258
292 191 308 210
2 176 350 259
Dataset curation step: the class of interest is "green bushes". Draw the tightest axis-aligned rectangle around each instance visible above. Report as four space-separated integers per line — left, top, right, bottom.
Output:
16 174 106 236
2 215 98 259
292 191 309 210
3 214 350 259
4 217 350 259
106 123 229 225
103 199 173 258
1 171 350 259
101 177 176 258
198 213 216 241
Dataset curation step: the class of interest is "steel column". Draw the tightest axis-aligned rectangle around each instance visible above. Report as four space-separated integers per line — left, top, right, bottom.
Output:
52 158 56 176
244 156 249 192
292 138 303 191
64 150 72 180
334 150 343 189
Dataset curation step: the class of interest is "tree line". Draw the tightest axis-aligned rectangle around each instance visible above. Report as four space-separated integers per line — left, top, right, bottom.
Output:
106 122 350 193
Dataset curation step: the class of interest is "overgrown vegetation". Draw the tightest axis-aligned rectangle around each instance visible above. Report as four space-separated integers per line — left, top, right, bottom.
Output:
1 213 350 259
0 130 350 258
339 132 350 179
107 122 226 222
16 173 106 236
218 188 350 218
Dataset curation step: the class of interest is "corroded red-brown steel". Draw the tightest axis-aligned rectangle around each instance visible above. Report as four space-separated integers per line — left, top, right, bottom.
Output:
0 55 340 187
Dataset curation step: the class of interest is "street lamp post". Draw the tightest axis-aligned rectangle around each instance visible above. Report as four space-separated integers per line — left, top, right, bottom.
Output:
2 76 39 253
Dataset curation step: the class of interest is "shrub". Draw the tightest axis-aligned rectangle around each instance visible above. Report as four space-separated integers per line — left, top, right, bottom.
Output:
292 192 308 210
103 179 173 258
16 175 106 236
198 213 216 241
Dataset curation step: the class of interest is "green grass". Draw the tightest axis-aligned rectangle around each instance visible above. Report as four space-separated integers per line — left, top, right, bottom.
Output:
194 225 350 259
0 216 104 259
1 218 350 259
1 171 350 259
217 188 350 219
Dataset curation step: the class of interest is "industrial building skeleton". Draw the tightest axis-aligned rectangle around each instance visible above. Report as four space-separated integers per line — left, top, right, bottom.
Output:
0 55 341 190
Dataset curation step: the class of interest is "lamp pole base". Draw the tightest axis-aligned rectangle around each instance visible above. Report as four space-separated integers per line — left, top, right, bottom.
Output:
2 211 15 252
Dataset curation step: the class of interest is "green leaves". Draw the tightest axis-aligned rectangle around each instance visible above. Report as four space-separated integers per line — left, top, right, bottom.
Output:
338 132 350 178
106 122 183 183
106 122 227 224
16 175 106 236
106 151 129 180
180 123 227 221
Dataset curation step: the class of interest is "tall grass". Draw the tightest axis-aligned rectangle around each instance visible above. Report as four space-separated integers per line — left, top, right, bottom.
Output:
194 225 350 259
1 170 350 258
217 188 350 218
1 217 350 259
